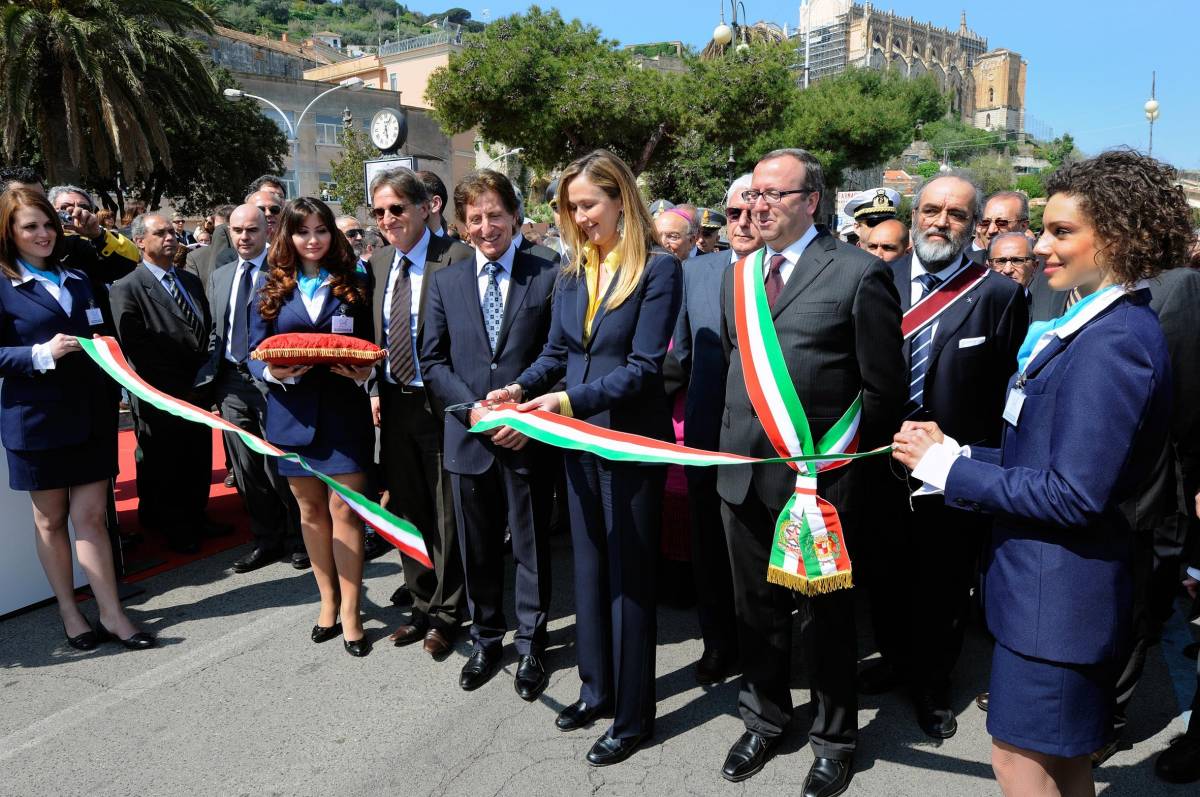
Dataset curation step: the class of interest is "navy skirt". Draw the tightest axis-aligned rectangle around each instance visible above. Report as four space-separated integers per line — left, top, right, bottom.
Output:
7 428 119 491
275 421 372 479
987 642 1114 758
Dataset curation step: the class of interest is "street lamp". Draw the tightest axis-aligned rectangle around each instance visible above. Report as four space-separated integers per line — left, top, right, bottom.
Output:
713 1 748 50
223 76 365 194
1144 71 1160 157
481 147 524 170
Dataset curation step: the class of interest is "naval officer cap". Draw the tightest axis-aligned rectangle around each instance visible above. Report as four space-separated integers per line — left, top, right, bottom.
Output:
843 188 901 222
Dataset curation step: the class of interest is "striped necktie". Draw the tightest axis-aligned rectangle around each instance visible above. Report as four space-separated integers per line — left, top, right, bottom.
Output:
905 272 942 418
164 270 203 340
387 256 416 385
1063 287 1082 311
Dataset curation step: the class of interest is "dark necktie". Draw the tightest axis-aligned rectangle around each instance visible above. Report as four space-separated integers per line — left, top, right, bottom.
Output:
387 256 416 385
905 272 943 417
765 253 786 307
164 270 202 340
230 262 255 363
482 262 503 353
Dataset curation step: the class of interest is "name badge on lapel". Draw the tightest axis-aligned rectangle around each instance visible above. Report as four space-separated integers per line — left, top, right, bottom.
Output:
331 308 354 334
86 301 103 326
1002 387 1025 427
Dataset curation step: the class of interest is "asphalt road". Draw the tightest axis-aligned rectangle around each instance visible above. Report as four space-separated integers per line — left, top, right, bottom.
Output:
1 535 1195 796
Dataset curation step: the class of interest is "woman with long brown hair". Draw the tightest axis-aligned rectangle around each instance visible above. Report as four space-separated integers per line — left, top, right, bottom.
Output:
0 188 152 651
248 197 376 657
489 150 682 766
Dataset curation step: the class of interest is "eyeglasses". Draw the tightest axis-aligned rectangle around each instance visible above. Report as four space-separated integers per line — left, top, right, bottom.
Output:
918 205 971 224
741 188 812 205
978 217 1028 230
370 203 410 220
726 207 750 221
988 256 1035 267
660 232 687 243
256 204 282 216
343 229 364 238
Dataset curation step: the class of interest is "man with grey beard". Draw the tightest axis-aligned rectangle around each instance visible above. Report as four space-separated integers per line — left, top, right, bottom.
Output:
861 173 1028 742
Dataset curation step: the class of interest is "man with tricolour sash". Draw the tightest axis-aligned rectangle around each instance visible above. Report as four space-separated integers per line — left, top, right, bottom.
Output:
714 148 906 796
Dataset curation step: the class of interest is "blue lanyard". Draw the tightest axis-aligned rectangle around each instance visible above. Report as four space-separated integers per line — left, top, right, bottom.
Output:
297 269 329 301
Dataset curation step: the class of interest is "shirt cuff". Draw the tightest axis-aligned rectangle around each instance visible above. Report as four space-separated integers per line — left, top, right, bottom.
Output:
558 391 573 418
31 343 56 372
910 435 966 495
1186 567 1200 582
261 367 297 388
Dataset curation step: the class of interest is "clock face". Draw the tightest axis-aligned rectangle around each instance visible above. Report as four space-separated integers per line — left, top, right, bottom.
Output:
371 111 400 150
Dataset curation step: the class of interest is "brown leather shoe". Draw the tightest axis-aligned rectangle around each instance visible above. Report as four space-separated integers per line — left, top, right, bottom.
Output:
388 623 427 647
422 627 453 660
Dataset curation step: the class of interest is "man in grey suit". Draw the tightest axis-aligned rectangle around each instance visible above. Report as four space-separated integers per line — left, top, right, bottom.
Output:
715 150 906 795
673 173 761 686
367 168 474 660
193 205 302 573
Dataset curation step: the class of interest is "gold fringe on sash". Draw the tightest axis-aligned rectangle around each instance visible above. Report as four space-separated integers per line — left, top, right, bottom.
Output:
766 566 854 596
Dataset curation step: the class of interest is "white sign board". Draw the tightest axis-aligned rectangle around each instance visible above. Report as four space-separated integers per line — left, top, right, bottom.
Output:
835 190 858 232
364 156 416 206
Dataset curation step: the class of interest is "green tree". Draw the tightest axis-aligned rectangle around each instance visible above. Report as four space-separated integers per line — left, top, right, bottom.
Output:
913 161 941 179
1037 133 1079 168
327 125 380 213
965 154 1016 196
1015 173 1045 199
921 117 1009 163
0 0 218 185
426 7 796 176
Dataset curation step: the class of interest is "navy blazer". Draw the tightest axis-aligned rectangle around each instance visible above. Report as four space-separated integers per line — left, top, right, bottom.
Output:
516 253 681 440
420 248 559 476
0 269 116 451
945 291 1172 665
890 254 1029 447
673 250 732 453
248 276 375 449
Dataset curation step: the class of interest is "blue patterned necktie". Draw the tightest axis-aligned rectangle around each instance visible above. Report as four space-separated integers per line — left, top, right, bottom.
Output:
905 271 943 417
230 262 255 363
482 262 503 353
164 270 203 340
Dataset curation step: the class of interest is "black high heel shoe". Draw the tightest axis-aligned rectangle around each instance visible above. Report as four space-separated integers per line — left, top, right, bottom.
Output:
63 618 104 651
96 621 156 651
311 622 343 643
343 636 372 657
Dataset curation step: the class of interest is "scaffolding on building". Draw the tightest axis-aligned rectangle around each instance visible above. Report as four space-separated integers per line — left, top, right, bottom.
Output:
803 17 849 83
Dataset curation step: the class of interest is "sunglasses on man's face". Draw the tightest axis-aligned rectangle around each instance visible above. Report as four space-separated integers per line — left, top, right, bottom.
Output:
725 207 751 221
370 203 410 220
256 204 282 216
344 229 364 238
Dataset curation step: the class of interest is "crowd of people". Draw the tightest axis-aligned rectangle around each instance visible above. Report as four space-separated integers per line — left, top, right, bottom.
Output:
1 143 1198 797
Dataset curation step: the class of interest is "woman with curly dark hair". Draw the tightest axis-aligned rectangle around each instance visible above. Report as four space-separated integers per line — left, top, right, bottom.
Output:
892 149 1191 797
248 197 375 657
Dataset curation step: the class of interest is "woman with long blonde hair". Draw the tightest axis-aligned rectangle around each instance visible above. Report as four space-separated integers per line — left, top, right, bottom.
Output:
489 149 681 767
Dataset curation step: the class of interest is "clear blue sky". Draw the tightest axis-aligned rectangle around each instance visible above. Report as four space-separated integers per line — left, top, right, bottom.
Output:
466 1 1199 169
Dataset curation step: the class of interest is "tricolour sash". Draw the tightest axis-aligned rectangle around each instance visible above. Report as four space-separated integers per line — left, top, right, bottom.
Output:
732 249 862 595
900 261 988 340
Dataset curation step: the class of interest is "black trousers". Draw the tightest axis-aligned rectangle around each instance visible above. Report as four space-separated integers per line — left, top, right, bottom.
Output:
722 491 858 761
215 365 300 551
566 452 664 740
452 460 551 656
131 396 211 542
379 384 463 629
685 467 738 657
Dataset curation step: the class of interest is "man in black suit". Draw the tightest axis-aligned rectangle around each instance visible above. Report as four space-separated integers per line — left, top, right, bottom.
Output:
878 175 1028 739
193 205 303 573
110 213 216 554
368 168 474 660
420 170 559 699
716 149 906 795
673 173 759 686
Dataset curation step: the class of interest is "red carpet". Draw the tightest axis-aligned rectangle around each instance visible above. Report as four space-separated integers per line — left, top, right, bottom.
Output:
115 428 254 582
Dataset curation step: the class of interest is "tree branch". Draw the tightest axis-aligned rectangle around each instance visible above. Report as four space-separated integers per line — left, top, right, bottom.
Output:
633 123 667 176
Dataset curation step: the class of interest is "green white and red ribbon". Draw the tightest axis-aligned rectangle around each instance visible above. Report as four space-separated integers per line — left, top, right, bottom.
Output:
79 336 432 568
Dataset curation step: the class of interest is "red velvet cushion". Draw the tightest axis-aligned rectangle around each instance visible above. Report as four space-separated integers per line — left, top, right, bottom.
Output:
251 333 384 366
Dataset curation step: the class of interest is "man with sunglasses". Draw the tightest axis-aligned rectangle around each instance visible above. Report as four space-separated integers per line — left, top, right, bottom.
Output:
716 150 906 795
367 167 473 661
336 215 369 272
971 191 1029 259
247 189 284 240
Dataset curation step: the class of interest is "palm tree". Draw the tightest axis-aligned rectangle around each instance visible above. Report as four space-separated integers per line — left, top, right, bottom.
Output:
0 0 217 184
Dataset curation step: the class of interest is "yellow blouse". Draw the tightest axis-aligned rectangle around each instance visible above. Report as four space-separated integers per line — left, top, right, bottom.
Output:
582 243 621 345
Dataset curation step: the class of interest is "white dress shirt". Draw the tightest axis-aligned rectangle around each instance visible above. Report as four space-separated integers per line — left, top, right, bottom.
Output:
12 264 83 373
909 252 970 343
142 260 200 317
223 249 267 363
762 223 820 285
382 227 431 386
476 240 515 306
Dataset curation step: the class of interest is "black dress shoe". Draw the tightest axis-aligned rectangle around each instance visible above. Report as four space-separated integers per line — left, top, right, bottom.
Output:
585 730 652 767
556 699 610 732
311 622 343 643
1156 733 1200 783
802 757 853 797
975 691 989 712
223 471 236 488
459 649 501 691
232 546 283 573
514 655 548 701
291 551 311 570
913 689 957 739
1091 736 1122 767
696 649 739 686
344 636 372 657
96 622 156 651
63 619 103 651
858 660 903 695
721 731 775 782
390 585 412 606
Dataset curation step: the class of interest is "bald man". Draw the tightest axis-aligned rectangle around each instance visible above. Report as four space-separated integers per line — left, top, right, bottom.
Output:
862 219 910 264
195 205 303 572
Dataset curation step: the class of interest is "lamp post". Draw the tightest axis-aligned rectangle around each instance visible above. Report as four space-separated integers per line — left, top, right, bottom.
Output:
726 144 736 184
1144 71 1160 157
481 147 524 171
712 1 748 51
223 76 365 194
800 0 812 88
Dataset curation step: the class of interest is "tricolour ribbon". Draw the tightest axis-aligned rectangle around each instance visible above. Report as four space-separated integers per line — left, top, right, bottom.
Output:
79 336 432 568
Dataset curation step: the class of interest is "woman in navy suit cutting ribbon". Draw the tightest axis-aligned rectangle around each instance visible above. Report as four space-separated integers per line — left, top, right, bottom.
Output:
0 188 152 651
249 198 375 657
894 150 1193 796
